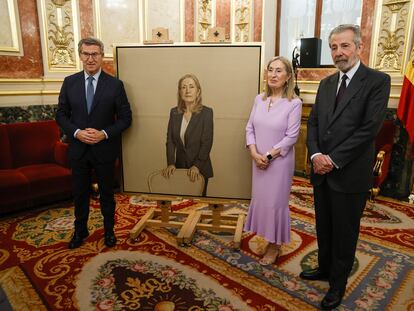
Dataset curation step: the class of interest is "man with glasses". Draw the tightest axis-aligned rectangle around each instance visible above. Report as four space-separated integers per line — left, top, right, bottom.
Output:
56 37 132 249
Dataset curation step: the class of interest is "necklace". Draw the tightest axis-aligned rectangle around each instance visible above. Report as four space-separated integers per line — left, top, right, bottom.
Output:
268 99 273 112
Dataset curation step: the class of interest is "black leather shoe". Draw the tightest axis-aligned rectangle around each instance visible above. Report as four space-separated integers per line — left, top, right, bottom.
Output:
320 288 344 310
299 268 329 281
104 231 117 247
68 231 89 249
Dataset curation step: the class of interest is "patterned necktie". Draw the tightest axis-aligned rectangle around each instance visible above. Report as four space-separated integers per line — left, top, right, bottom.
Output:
334 74 348 111
86 76 95 114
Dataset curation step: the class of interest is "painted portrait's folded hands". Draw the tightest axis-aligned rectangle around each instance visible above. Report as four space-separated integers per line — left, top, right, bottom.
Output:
162 165 176 178
188 166 202 182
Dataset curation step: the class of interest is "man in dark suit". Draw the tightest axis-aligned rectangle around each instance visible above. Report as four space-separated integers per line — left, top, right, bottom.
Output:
56 37 132 249
300 25 390 310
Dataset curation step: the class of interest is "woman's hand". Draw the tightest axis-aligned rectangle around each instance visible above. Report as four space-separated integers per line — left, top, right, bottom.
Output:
251 151 269 170
162 165 176 178
188 166 201 182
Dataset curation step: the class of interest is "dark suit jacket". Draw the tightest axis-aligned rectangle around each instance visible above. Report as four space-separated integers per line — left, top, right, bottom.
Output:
56 70 132 163
166 106 213 178
307 63 391 193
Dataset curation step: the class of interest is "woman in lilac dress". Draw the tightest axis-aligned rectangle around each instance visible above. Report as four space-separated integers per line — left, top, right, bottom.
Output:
244 56 302 265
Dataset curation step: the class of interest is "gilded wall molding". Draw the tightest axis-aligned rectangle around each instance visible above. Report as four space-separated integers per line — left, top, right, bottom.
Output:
233 0 252 42
370 0 414 75
0 78 62 107
37 0 81 76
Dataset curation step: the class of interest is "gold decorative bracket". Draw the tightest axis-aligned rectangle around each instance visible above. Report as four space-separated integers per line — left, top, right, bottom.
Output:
369 0 414 76
232 0 253 42
196 0 216 41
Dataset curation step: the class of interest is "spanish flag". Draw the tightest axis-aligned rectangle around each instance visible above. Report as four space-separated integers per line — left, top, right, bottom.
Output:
397 50 414 143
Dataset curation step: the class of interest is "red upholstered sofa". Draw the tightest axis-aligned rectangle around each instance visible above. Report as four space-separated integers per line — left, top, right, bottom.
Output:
0 120 72 215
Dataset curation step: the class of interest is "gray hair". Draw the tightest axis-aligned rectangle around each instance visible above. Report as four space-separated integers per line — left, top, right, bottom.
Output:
328 24 361 47
78 37 104 55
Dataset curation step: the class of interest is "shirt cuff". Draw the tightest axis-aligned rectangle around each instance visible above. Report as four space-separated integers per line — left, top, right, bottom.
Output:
310 152 322 161
102 130 108 139
74 129 80 139
327 155 339 169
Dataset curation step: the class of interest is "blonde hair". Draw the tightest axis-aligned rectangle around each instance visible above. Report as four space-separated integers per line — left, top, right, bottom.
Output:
262 56 296 101
177 74 203 114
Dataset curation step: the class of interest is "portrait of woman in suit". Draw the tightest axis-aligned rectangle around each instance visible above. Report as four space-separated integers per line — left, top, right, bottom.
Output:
162 74 214 196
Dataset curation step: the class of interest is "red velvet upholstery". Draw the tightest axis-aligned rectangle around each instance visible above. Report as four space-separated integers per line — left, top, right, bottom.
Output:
371 120 396 199
0 170 31 209
0 121 72 215
54 141 69 167
18 164 71 199
7 121 60 167
0 125 13 169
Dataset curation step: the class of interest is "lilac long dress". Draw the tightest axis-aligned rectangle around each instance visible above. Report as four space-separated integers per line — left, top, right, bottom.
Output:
244 94 302 244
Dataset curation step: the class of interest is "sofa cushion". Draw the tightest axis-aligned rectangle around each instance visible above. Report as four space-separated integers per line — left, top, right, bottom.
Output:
8 121 60 168
0 125 13 169
0 170 31 210
54 141 69 167
18 164 72 200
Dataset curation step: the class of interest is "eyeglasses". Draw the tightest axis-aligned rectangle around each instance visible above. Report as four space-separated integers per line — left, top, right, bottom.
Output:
80 52 102 59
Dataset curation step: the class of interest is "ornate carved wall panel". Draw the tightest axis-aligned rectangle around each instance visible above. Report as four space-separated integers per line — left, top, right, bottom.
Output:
196 0 215 41
232 0 253 42
37 0 81 76
370 0 414 76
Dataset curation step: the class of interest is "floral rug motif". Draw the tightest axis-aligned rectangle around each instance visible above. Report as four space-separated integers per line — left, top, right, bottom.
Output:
0 177 412 310
76 251 251 310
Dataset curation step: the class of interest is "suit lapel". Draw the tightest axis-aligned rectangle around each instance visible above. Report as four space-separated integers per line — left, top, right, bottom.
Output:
185 109 202 145
326 73 339 122
89 71 108 114
173 111 185 147
327 64 367 127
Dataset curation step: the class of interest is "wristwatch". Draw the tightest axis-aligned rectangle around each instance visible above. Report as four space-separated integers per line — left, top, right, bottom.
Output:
266 152 273 161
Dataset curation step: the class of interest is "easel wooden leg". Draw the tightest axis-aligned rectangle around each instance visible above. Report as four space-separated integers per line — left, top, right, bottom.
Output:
130 207 156 239
191 201 246 249
129 196 200 245
159 200 171 223
233 214 246 249
177 210 202 245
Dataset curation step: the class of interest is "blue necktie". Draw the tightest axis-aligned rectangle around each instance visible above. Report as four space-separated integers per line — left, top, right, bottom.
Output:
86 76 94 114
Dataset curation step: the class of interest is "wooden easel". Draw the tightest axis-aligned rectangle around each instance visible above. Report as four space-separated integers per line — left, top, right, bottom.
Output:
129 195 245 248
130 195 202 245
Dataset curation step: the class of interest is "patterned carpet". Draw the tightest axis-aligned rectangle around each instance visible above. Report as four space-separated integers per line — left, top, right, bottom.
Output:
0 177 413 310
